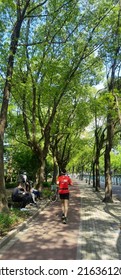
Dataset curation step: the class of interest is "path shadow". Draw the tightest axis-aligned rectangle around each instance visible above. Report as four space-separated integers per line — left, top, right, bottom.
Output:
0 185 81 260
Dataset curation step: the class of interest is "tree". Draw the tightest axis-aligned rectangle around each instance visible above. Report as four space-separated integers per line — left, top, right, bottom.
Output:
0 0 32 211
101 2 121 202
90 89 107 190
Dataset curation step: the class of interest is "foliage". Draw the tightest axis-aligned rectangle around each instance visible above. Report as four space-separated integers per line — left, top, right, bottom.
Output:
44 158 53 180
111 145 121 174
42 188 52 199
5 182 17 189
5 144 40 181
67 133 94 173
42 181 51 188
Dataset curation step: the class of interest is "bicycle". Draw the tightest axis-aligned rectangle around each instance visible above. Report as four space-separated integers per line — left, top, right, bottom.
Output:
50 184 59 202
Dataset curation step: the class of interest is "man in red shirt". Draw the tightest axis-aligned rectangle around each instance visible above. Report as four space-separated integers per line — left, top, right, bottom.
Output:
57 169 73 224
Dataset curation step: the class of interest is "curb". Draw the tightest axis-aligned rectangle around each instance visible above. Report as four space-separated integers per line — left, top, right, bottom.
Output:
0 200 50 250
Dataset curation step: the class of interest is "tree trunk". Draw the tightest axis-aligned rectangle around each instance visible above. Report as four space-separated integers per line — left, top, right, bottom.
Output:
103 111 114 203
0 138 8 212
36 159 45 189
88 170 92 185
80 165 84 180
102 115 114 202
92 161 96 188
95 157 100 191
52 156 58 184
103 143 113 202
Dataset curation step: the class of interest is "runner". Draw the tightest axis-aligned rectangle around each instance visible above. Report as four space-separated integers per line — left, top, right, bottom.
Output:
57 169 73 224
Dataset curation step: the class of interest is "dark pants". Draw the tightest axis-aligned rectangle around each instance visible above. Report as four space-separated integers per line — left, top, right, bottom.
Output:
59 193 69 200
32 190 41 199
12 193 33 208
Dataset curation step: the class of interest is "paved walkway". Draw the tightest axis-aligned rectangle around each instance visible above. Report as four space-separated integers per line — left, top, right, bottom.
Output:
0 180 121 260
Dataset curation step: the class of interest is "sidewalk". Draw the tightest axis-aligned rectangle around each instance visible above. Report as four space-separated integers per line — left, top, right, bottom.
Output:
77 181 121 259
0 180 121 260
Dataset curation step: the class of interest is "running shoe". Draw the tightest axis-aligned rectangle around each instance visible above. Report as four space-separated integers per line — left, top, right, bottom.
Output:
61 213 65 220
63 217 67 224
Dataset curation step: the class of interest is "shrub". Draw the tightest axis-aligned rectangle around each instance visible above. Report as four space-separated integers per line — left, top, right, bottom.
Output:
5 182 17 189
42 181 51 188
42 189 52 198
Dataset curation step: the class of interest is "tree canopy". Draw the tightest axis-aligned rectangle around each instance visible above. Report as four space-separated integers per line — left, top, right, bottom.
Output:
0 0 121 211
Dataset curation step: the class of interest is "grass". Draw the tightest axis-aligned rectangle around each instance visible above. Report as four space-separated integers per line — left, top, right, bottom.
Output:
0 208 31 238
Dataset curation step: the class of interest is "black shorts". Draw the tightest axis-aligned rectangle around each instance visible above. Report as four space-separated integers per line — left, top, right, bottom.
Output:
59 193 69 200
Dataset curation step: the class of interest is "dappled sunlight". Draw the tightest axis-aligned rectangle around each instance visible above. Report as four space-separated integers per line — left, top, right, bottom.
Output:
1 180 121 260
77 180 121 259
0 184 81 260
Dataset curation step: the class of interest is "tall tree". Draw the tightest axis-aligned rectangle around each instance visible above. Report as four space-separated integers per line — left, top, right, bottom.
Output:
0 0 32 211
102 2 121 202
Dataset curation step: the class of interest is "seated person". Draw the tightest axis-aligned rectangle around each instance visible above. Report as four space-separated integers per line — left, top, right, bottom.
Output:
12 180 33 208
29 181 42 201
25 181 39 205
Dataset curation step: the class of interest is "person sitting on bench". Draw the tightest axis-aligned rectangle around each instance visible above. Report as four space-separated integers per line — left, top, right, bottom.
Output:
12 180 33 208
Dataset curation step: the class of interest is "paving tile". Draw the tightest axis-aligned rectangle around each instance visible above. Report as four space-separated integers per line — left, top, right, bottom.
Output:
0 180 121 260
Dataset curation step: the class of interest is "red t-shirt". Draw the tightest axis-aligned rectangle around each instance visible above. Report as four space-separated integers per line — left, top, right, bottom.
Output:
57 175 72 194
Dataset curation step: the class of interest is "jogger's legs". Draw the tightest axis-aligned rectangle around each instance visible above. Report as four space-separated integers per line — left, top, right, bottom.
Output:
61 199 65 216
64 199 69 218
61 199 69 218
